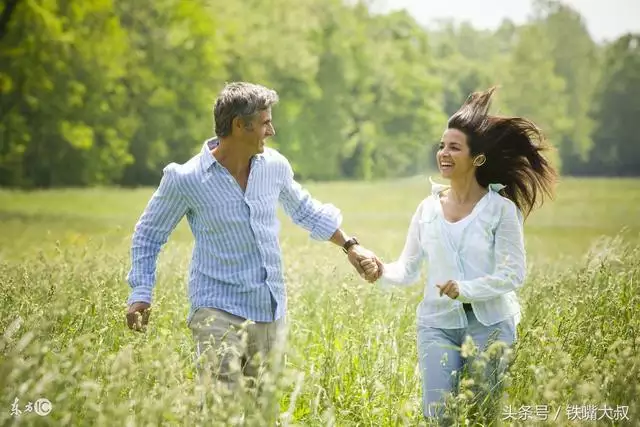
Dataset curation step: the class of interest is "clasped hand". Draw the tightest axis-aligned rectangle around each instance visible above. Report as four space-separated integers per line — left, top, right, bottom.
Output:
347 245 383 283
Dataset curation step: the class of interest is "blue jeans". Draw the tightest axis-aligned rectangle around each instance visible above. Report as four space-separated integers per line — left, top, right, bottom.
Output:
417 309 517 420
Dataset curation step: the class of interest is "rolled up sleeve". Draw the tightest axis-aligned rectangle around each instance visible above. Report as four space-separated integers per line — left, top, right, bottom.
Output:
278 160 342 241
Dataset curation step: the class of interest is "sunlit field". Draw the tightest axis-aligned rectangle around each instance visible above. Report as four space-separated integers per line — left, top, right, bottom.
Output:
1 176 639 426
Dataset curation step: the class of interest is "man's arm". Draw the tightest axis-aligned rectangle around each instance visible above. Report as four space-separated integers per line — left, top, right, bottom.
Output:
278 160 342 241
126 164 188 330
278 160 381 280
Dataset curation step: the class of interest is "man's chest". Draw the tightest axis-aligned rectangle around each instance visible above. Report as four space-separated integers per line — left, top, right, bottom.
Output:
187 173 282 234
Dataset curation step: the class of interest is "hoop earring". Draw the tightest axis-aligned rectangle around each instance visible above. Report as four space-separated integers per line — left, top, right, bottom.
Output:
473 154 486 167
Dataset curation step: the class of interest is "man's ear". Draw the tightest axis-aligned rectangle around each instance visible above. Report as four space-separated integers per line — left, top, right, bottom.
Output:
231 116 243 134
233 116 253 133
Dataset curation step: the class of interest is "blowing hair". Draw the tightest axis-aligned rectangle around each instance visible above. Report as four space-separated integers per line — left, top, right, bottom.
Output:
213 82 279 137
447 87 557 219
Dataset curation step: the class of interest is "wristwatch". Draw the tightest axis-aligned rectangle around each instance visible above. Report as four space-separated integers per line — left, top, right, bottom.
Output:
342 237 359 254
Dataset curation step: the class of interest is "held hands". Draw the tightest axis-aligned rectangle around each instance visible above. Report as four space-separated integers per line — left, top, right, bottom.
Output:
436 280 460 299
347 245 383 283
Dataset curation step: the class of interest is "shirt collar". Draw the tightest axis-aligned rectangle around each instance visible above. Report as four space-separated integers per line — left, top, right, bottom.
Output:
429 176 506 195
199 137 265 174
199 138 217 173
429 176 449 196
488 183 506 192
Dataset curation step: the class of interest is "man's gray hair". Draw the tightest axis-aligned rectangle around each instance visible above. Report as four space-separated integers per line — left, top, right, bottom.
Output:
213 82 279 137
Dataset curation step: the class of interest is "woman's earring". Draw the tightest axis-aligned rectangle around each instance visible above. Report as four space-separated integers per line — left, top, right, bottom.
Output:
473 154 486 167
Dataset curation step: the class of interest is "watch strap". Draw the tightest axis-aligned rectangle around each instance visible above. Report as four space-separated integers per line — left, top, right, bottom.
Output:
342 237 359 254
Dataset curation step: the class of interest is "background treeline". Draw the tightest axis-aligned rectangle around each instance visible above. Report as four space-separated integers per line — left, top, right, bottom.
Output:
0 0 638 188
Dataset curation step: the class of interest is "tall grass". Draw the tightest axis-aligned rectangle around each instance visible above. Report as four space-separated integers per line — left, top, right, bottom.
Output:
0 178 638 426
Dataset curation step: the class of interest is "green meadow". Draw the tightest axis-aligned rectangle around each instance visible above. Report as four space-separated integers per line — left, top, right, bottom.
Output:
1 176 639 426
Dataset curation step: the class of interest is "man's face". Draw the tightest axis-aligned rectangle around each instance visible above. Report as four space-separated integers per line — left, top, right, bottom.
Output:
241 109 275 155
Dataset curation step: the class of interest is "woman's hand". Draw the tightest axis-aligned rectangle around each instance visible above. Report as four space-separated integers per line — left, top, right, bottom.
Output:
436 280 460 299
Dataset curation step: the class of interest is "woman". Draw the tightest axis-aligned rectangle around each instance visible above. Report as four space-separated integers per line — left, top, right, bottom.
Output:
362 87 556 421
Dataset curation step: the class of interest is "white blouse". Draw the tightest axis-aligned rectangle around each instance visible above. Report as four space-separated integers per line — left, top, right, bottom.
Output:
379 179 526 328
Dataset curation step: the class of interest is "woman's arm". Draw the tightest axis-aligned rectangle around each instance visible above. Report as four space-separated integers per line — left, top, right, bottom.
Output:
378 201 427 286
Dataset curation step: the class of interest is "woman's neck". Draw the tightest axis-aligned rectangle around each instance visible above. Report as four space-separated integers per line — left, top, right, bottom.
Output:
448 176 486 204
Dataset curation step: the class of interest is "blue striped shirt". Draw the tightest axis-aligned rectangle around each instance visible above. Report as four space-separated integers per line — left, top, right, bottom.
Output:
127 138 342 323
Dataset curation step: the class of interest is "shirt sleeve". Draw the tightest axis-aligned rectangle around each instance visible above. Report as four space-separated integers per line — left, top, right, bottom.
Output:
456 200 526 302
278 159 342 241
126 164 188 305
379 201 426 287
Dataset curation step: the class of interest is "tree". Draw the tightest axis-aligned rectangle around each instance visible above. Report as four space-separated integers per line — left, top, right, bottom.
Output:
532 0 601 171
0 0 21 41
588 34 640 176
0 0 132 187
496 24 572 170
115 0 225 186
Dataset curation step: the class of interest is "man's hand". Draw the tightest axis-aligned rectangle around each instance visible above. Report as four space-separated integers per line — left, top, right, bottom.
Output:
359 257 383 282
126 302 151 331
436 280 460 299
347 245 383 283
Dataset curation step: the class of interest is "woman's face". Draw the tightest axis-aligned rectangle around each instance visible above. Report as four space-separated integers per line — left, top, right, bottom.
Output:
436 128 475 180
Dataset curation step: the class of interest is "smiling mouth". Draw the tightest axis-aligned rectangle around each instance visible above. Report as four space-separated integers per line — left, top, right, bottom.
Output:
440 162 453 168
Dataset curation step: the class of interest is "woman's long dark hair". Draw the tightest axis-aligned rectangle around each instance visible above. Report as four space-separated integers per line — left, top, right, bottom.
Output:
447 87 557 219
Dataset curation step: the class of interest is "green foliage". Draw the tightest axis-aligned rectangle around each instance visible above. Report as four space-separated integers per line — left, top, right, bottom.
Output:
0 0 638 186
533 1 601 167
587 34 640 176
0 0 132 187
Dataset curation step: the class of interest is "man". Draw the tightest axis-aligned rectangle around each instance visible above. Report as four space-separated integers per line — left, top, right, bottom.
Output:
125 82 381 394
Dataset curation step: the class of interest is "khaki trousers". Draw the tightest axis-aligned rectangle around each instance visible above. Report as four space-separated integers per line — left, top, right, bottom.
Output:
189 307 286 391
